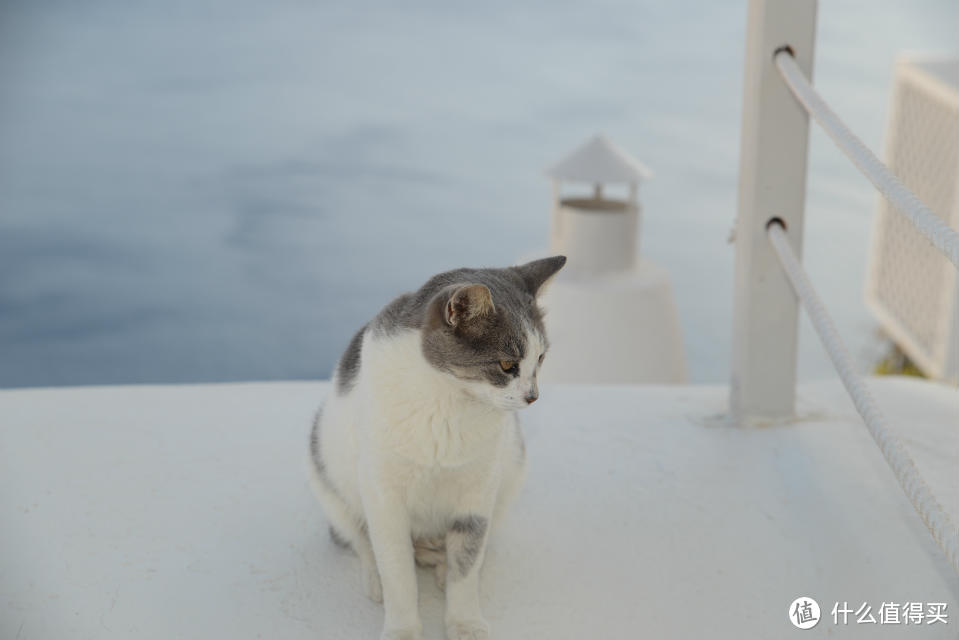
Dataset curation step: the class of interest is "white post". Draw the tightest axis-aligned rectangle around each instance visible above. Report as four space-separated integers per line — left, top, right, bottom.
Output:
730 0 817 421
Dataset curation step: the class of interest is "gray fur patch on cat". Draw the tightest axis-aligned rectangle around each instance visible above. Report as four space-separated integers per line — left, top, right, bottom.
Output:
330 257 565 391
313 415 369 552
447 515 488 580
336 326 366 395
309 408 324 474
329 525 352 549
311 409 349 510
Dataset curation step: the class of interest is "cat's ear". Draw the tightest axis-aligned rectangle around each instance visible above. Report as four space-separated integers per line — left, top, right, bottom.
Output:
514 256 567 297
445 284 495 326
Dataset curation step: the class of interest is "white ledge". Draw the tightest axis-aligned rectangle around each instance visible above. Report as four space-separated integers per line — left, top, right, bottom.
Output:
1 378 956 638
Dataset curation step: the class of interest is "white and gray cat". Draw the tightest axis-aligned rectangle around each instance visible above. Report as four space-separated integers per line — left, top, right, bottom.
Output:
309 256 566 640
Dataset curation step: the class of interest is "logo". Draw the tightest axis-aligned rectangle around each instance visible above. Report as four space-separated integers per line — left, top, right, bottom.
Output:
789 597 821 629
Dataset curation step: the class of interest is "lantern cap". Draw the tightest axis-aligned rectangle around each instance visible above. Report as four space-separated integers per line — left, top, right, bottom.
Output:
547 134 652 184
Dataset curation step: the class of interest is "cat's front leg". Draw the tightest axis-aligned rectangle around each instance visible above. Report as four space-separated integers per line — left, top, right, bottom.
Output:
444 513 492 640
362 481 422 640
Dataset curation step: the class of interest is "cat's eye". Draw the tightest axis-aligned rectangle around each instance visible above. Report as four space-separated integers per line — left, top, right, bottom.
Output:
500 360 517 373
538 354 545 364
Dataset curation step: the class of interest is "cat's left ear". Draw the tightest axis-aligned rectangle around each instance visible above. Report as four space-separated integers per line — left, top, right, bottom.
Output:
514 256 567 297
445 284 495 326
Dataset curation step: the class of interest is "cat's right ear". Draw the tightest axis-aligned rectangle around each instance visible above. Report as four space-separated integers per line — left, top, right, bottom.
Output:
514 255 567 297
444 284 495 327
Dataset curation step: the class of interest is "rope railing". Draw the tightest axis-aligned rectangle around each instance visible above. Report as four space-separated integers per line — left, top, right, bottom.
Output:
774 49 959 270
767 220 959 575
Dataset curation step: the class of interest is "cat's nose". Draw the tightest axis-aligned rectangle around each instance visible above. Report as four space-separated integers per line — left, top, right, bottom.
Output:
525 393 538 404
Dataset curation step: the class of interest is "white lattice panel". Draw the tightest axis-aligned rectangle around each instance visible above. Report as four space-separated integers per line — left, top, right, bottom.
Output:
866 57 959 381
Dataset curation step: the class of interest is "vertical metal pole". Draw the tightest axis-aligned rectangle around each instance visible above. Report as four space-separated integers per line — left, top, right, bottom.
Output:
730 0 817 421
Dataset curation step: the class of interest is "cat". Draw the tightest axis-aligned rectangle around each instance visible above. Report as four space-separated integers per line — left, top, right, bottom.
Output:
309 256 566 640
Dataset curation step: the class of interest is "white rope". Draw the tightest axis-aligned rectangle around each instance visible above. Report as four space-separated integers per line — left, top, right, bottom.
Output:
775 50 959 270
767 221 959 575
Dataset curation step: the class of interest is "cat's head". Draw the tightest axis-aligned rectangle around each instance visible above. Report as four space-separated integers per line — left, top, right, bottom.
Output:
421 256 566 411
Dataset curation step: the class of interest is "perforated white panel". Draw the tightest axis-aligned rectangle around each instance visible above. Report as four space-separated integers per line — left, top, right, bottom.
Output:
866 58 959 381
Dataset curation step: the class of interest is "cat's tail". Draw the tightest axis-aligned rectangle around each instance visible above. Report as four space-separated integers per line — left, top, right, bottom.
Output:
413 536 448 591
413 535 445 567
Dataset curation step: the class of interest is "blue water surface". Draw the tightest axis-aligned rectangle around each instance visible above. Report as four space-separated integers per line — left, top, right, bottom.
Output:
0 0 955 387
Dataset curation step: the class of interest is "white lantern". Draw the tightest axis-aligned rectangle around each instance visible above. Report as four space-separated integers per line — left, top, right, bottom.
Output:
537 134 687 384
547 135 652 275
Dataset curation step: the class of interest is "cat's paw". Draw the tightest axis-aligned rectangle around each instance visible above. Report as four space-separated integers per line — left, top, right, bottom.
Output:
380 627 421 640
446 618 489 640
362 565 383 604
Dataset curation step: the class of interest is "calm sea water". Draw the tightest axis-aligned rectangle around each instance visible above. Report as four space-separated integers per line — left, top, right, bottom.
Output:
0 0 955 388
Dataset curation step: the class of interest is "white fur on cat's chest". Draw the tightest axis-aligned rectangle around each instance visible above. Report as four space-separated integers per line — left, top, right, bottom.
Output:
361 329 514 469
399 456 503 536
352 330 515 530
